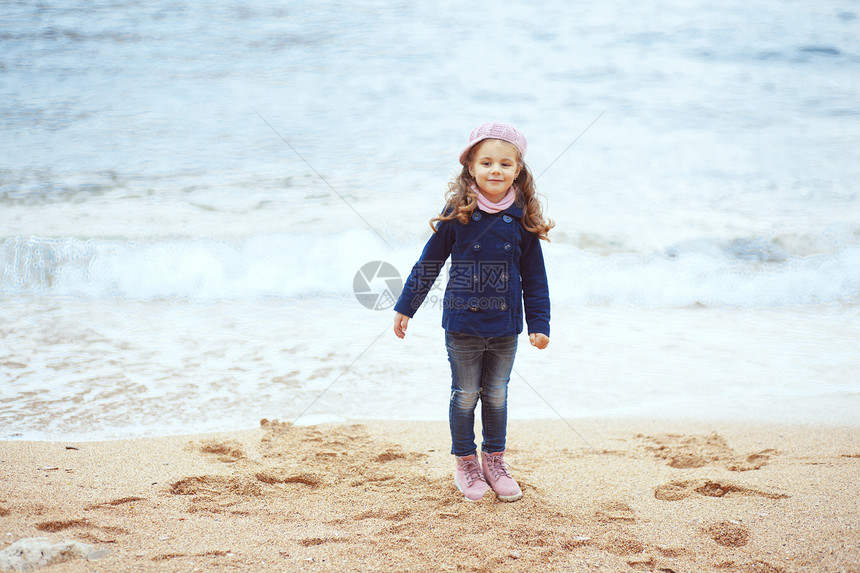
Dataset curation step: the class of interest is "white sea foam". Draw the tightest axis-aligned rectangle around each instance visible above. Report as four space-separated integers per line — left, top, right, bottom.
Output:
2 299 858 441
2 234 858 306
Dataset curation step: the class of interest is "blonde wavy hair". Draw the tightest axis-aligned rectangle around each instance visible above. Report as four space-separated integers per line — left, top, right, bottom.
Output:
430 143 554 241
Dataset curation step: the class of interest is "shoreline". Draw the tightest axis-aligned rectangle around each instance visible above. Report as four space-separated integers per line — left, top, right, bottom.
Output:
2 418 858 572
5 389 859 443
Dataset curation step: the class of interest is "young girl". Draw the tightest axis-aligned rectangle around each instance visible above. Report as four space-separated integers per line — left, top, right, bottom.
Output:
393 122 552 502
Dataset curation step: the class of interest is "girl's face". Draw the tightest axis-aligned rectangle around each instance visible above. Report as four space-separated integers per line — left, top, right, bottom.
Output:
468 139 521 202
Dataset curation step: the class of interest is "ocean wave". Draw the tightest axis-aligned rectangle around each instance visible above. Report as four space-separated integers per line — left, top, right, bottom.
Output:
553 229 860 259
2 233 858 307
0 233 379 300
550 247 860 307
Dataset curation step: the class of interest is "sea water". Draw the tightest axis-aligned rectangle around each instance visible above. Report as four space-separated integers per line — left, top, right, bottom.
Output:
2 0 859 440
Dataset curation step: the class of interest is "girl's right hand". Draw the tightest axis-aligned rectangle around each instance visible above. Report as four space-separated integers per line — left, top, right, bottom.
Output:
393 312 410 339
529 333 549 349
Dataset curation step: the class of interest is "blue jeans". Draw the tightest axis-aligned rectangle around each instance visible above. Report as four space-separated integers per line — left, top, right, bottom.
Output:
445 331 518 457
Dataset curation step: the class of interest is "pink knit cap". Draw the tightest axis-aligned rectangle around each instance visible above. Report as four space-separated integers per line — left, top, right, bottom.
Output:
458 121 527 165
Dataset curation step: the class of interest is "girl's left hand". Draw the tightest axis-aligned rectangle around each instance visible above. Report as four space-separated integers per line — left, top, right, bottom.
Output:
529 333 549 350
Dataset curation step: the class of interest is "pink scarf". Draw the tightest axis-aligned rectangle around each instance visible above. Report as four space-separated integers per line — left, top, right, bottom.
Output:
471 183 517 214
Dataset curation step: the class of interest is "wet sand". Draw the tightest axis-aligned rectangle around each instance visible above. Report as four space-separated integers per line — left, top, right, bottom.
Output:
1 418 858 572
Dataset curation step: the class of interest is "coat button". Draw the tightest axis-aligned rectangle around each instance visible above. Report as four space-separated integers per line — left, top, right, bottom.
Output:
473 274 479 282
503 242 512 251
472 243 482 251
502 214 512 223
500 273 508 281
499 302 508 311
472 212 482 221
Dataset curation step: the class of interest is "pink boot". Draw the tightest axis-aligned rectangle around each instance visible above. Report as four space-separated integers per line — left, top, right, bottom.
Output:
482 451 523 502
454 454 489 501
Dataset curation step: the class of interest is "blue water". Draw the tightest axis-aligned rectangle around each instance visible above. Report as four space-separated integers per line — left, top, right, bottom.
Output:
1 1 859 439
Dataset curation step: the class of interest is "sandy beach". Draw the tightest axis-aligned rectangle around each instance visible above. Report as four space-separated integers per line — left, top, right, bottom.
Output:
1 417 858 572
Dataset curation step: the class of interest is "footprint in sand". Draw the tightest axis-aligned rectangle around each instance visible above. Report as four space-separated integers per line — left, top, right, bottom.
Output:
653 479 789 502
592 502 649 560
167 476 258 515
703 520 750 547
636 432 777 471
255 471 323 487
169 475 263 497
198 440 244 463
375 449 407 462
596 500 637 523
86 496 147 511
35 518 129 543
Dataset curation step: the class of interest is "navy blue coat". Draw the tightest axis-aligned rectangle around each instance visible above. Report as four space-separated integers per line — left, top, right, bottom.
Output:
394 203 550 338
